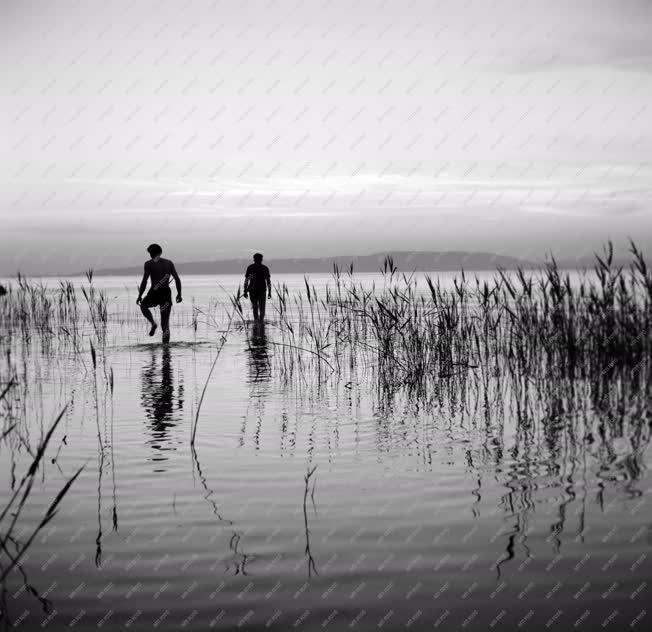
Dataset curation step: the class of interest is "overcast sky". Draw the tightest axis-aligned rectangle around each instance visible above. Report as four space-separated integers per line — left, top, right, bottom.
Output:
2 0 652 274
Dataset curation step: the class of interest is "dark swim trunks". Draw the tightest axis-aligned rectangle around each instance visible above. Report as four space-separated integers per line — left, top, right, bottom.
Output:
142 287 172 309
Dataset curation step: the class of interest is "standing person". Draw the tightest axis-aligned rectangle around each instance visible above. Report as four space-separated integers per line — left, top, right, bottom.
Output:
243 253 271 322
136 243 182 343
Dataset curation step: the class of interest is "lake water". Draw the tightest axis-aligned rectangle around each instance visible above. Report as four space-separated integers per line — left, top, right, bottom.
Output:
0 272 650 631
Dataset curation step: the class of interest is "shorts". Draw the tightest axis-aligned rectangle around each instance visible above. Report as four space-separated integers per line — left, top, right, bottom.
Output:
142 288 172 309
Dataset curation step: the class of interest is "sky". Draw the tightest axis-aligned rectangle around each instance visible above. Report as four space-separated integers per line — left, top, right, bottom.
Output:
1 0 652 274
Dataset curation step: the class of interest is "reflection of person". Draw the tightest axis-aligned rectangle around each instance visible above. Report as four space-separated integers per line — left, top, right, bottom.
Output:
243 253 271 322
246 321 271 384
136 243 182 343
140 346 184 465
0 285 7 297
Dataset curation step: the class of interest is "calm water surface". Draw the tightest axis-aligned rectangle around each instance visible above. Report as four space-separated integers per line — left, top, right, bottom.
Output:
0 273 650 631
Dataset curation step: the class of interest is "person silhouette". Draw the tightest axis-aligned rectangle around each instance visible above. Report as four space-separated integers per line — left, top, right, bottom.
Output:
243 253 271 322
136 243 182 343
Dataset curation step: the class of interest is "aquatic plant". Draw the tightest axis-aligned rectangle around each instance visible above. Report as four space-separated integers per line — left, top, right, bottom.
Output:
302 464 318 578
190 306 237 446
266 240 650 399
0 384 84 624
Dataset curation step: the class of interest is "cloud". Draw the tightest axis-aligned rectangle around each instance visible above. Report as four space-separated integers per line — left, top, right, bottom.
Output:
4 164 652 221
509 37 652 74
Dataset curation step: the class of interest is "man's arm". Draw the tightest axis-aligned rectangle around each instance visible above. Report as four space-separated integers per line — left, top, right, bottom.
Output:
137 263 150 304
171 262 182 301
266 267 271 298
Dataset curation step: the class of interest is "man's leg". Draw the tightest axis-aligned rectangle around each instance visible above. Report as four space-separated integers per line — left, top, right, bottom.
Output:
259 293 266 321
251 295 259 321
160 300 172 343
140 300 158 336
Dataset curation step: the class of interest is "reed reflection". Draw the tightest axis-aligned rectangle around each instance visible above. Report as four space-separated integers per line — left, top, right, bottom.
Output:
140 345 184 469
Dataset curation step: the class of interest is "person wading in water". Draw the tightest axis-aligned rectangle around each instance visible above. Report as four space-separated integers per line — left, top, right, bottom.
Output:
243 253 271 322
136 243 182 343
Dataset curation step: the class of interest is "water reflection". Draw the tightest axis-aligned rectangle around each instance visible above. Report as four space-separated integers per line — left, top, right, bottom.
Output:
239 322 272 450
245 321 271 386
140 345 184 469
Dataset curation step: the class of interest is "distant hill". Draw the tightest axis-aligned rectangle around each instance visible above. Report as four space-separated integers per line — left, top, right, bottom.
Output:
90 251 539 276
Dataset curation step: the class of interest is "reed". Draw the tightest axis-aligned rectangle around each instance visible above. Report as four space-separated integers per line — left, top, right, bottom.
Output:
190 306 237 446
0 386 84 622
265 241 650 400
302 464 318 577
